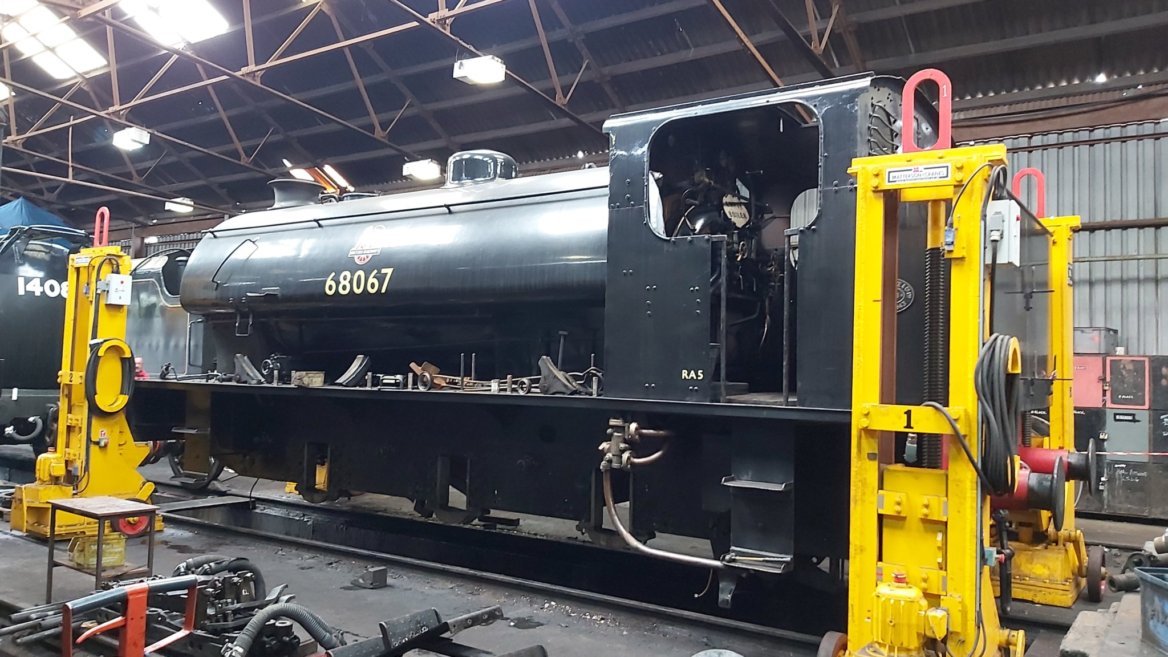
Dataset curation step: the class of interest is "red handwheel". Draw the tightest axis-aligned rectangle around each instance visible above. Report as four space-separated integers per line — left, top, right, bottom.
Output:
115 515 150 537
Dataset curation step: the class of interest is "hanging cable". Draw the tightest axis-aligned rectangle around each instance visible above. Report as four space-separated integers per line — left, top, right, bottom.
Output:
975 334 1019 496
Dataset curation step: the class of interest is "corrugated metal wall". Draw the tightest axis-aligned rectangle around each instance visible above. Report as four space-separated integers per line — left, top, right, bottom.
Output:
1003 121 1168 354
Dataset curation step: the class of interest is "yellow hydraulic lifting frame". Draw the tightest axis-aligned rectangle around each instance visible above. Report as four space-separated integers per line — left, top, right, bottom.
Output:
11 209 156 538
831 69 1091 657
843 141 1024 657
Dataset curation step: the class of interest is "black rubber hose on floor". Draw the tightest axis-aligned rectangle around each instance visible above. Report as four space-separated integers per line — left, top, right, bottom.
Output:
173 555 229 575
223 603 342 657
172 555 268 600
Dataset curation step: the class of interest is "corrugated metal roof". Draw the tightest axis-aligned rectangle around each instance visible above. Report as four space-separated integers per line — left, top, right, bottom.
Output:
1005 122 1168 354
6 0 1168 225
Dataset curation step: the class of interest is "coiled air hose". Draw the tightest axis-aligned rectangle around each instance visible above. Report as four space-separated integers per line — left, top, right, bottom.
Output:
84 338 134 415
222 603 342 657
974 333 1019 496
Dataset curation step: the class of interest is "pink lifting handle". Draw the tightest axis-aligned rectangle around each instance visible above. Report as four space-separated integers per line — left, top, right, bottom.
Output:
901 68 952 153
93 206 110 247
1011 168 1046 218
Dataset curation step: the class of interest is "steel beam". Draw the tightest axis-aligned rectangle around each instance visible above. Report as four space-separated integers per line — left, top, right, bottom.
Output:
546 0 624 110
54 78 787 208
6 0 722 144
830 0 866 69
763 0 834 77
324 10 385 137
329 9 459 150
4 142 231 214
16 0 1166 190
705 0 814 122
197 65 248 162
384 0 604 137
0 167 175 224
707 0 785 86
263 2 326 70
0 76 272 177
529 0 564 104
77 12 422 160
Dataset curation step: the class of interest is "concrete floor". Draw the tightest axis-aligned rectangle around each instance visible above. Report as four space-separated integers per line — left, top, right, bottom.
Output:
0 449 1161 656
0 522 803 657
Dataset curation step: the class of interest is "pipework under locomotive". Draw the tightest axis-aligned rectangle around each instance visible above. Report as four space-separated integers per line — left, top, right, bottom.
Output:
130 75 938 604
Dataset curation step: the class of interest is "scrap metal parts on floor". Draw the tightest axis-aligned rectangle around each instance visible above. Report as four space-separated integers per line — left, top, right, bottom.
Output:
3 556 549 657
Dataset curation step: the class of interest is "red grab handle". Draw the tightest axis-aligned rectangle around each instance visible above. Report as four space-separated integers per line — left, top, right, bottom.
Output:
901 68 952 153
1011 168 1047 218
93 206 110 247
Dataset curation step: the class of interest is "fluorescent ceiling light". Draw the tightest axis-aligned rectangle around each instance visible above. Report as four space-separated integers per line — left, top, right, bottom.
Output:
0 83 10 102
453 55 506 85
288 168 314 182
403 159 442 181
322 164 352 190
0 4 106 80
143 235 160 244
0 0 38 17
112 126 150 151
1093 72 1108 84
120 0 229 47
165 197 194 213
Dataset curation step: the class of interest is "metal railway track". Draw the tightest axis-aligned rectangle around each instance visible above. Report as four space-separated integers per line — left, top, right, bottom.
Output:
150 482 1079 648
152 482 823 651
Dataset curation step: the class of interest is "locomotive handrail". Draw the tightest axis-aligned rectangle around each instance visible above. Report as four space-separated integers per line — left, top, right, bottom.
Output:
901 68 952 153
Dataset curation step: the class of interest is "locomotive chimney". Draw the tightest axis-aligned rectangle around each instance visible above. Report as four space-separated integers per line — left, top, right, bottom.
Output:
268 178 325 209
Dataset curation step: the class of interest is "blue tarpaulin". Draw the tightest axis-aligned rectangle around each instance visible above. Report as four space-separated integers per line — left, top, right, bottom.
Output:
0 197 67 230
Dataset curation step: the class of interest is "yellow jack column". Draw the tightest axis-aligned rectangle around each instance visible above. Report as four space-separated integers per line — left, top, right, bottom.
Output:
11 245 155 538
993 215 1099 608
835 145 1025 657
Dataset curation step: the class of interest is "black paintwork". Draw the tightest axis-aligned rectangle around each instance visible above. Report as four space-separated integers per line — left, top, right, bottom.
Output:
129 74 941 596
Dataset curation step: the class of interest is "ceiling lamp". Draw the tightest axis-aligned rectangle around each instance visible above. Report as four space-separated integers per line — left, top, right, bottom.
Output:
453 55 506 85
119 0 229 47
112 126 150 151
0 83 10 101
322 164 352 191
403 159 442 181
1 2 107 80
165 197 194 213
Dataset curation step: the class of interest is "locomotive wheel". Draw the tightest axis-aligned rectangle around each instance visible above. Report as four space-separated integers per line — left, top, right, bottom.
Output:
1085 545 1106 603
817 631 847 657
115 515 150 537
167 445 225 491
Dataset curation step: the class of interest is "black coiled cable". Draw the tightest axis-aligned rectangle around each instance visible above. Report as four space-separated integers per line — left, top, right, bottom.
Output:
974 333 1019 496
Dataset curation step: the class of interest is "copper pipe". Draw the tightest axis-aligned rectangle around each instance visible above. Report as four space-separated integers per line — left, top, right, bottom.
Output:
628 441 669 467
601 470 725 570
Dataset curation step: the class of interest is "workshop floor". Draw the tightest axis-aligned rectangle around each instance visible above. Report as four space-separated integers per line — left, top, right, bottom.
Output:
0 449 1155 657
0 523 801 657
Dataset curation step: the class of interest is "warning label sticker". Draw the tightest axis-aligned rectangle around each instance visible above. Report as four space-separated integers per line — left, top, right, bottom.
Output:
885 163 952 186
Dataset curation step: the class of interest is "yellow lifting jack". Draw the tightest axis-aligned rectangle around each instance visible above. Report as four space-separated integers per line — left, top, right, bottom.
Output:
826 69 1095 657
11 208 157 539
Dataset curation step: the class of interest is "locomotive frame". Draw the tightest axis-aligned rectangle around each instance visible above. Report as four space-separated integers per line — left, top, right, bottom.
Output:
130 74 942 610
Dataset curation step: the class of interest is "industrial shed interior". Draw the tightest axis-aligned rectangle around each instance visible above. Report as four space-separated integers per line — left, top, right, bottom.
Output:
0 2 1167 657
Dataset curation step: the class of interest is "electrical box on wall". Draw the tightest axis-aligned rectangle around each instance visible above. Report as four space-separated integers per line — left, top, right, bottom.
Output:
985 199 1021 266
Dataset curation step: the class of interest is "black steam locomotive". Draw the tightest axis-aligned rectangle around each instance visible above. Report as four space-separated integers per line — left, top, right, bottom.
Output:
130 74 940 603
0 224 88 453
